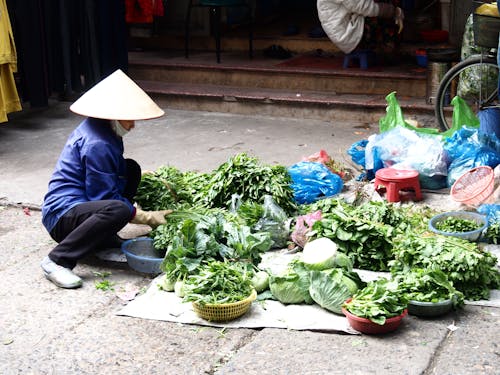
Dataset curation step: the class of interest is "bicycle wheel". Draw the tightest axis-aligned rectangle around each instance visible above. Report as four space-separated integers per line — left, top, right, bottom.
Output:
434 55 498 131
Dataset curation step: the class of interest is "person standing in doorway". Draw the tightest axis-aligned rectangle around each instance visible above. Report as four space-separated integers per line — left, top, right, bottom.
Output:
317 0 404 56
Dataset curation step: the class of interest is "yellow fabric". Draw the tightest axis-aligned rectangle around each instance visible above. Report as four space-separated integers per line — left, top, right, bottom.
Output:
0 0 22 122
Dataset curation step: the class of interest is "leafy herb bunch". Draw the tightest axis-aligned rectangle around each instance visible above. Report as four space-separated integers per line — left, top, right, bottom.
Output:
134 166 206 210
389 233 500 300
195 153 297 215
305 200 436 271
393 267 464 307
344 278 408 325
182 260 254 305
159 209 273 284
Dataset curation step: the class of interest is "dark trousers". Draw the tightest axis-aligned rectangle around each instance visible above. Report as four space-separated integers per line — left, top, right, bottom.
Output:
48 159 141 269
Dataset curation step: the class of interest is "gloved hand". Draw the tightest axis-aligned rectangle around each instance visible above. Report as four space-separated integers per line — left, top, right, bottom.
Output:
395 7 404 34
131 208 173 228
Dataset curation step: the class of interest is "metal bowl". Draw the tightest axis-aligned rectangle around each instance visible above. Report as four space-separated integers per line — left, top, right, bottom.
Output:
408 299 453 317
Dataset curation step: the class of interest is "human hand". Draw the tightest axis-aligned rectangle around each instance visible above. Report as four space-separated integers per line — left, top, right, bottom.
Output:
131 208 173 228
395 7 404 34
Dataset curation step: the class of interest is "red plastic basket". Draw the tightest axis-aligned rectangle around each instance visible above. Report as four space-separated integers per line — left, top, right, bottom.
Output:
450 166 494 205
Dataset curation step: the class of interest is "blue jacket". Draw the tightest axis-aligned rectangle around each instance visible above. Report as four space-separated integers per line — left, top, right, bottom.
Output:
42 117 135 232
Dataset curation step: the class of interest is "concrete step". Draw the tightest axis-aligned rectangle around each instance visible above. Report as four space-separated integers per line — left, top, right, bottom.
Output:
139 79 435 125
128 50 437 125
129 50 427 96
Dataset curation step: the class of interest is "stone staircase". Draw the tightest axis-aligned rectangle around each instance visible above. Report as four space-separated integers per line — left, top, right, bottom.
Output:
127 33 437 126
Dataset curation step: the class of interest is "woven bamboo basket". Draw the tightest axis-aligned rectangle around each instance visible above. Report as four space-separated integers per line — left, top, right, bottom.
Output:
192 289 257 322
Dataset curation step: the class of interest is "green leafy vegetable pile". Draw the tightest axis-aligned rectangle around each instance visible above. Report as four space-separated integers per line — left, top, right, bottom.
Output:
393 267 464 307
344 278 408 325
194 153 297 215
182 260 254 305
434 216 482 233
135 153 296 215
309 206 396 271
134 166 206 210
159 209 273 285
389 233 500 300
484 222 499 244
305 200 435 271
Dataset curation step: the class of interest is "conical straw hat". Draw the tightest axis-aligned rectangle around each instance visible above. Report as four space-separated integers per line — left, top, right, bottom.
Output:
70 70 164 120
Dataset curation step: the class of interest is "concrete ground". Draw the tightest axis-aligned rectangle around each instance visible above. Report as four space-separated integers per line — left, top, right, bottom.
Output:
0 102 498 374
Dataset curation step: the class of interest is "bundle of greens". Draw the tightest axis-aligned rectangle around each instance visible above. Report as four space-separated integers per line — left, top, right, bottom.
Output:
389 233 500 300
159 210 273 285
343 278 408 325
434 216 482 233
151 207 230 256
484 222 499 244
393 267 464 307
182 260 254 305
309 207 395 271
234 200 265 228
194 153 297 215
304 198 436 231
134 166 207 210
305 200 437 271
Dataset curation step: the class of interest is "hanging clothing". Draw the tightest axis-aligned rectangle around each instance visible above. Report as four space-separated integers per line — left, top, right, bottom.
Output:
152 0 164 17
125 0 154 24
6 0 128 107
0 0 21 122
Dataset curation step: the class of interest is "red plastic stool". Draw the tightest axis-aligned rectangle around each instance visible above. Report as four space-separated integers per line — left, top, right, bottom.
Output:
374 168 422 203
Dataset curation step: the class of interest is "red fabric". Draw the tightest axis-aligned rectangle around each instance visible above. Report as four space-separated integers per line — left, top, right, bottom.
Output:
126 0 154 23
152 0 164 17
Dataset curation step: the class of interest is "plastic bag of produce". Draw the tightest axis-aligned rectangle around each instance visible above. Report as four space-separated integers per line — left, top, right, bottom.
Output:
444 127 500 186
365 126 449 189
288 162 344 204
379 92 441 136
291 210 322 248
253 195 290 249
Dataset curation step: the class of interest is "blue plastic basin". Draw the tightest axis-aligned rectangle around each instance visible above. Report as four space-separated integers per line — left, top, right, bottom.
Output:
121 238 164 274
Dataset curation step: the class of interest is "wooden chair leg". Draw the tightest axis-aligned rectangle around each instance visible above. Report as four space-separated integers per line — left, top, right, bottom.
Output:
213 7 222 63
185 0 193 59
247 4 253 59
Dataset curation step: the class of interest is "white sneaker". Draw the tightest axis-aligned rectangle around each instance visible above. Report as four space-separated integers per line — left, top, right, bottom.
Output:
41 256 83 289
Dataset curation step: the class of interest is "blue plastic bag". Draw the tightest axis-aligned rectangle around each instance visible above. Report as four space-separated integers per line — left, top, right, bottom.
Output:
477 204 500 224
288 161 344 204
478 108 500 139
445 127 500 186
347 140 368 169
347 139 381 181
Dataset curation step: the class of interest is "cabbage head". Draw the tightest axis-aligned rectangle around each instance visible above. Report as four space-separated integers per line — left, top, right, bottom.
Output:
309 270 354 314
302 237 339 270
252 271 270 293
269 272 310 304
